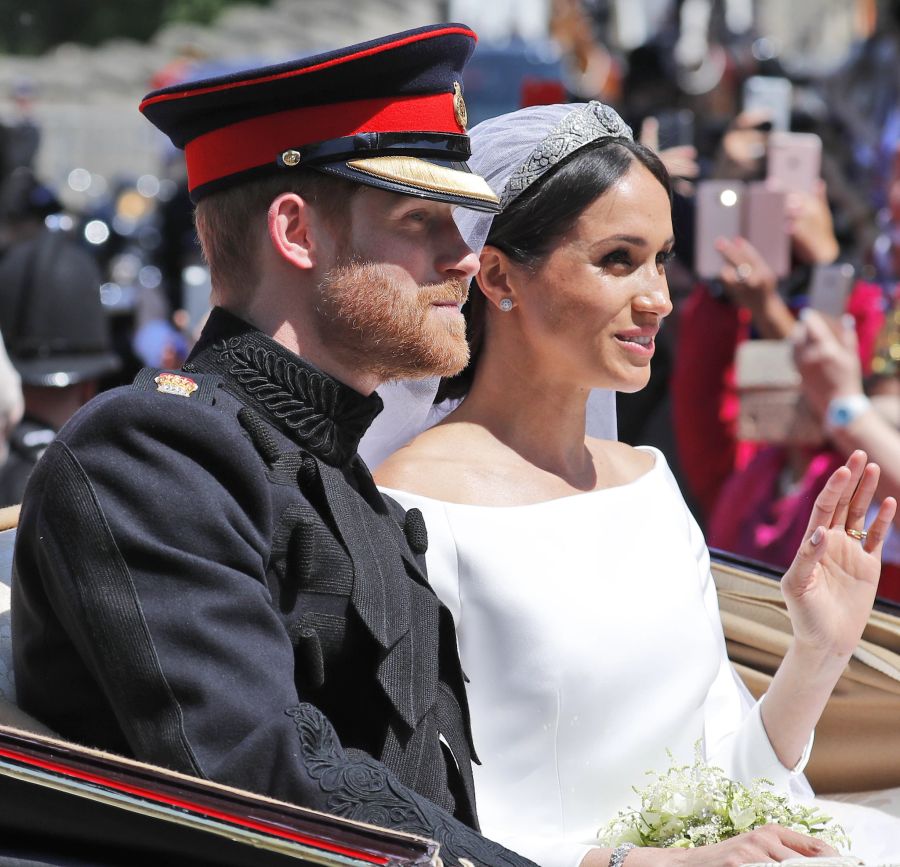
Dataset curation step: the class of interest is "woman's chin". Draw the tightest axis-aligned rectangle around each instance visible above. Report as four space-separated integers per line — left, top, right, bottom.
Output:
605 368 652 394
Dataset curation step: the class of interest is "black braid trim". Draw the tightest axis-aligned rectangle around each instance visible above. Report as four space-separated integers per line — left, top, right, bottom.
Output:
217 336 381 466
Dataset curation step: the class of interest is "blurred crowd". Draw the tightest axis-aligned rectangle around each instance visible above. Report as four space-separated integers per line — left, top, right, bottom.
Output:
0 0 899 598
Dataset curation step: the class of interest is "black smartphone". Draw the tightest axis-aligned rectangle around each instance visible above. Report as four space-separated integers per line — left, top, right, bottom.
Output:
656 109 695 150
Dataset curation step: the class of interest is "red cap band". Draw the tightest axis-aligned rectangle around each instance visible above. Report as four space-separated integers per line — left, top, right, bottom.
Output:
184 91 462 192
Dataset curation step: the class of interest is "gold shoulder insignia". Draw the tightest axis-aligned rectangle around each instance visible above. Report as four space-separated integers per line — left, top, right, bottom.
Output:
154 372 199 398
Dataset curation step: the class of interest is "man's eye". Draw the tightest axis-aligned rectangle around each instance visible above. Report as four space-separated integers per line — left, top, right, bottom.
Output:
406 211 428 223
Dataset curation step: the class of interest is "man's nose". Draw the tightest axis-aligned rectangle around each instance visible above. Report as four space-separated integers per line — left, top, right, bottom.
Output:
437 230 480 280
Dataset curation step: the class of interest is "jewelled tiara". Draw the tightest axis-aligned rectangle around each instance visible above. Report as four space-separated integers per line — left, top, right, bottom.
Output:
499 101 634 209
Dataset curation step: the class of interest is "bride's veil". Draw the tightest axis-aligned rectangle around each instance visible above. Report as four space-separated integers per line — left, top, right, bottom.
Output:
360 379 616 469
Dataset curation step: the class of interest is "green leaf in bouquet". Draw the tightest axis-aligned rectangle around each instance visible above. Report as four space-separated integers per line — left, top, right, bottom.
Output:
596 742 850 850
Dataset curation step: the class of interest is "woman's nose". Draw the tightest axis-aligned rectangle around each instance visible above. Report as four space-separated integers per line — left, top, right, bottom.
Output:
634 279 673 318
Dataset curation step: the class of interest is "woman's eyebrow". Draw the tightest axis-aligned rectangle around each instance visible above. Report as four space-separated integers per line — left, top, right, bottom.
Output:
592 234 676 248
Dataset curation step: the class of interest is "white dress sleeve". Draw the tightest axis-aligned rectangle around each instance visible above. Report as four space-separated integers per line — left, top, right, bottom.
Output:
661 461 814 798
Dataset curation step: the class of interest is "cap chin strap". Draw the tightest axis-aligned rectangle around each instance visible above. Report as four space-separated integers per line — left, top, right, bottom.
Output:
283 131 472 167
358 380 617 470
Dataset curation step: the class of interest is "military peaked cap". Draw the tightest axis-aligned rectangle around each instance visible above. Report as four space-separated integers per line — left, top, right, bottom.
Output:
140 23 500 211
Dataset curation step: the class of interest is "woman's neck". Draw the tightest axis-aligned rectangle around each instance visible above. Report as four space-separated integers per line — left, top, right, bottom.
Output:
449 340 599 489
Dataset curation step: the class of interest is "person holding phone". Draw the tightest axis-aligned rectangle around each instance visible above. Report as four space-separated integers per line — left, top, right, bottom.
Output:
794 306 900 601
671 114 890 570
672 207 887 571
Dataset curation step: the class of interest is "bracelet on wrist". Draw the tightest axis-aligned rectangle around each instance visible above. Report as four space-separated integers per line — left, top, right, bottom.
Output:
824 393 871 431
609 843 636 867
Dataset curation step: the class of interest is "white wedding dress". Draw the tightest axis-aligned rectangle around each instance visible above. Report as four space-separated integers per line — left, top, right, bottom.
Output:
381 447 900 867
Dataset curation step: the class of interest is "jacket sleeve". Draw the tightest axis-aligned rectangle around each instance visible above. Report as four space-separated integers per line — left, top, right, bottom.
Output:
14 390 538 867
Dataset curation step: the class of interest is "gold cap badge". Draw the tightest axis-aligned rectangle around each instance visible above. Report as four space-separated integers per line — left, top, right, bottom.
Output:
453 82 467 131
281 149 302 167
155 373 199 398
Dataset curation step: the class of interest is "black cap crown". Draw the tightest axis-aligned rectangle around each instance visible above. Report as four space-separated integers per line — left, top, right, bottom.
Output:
140 24 500 212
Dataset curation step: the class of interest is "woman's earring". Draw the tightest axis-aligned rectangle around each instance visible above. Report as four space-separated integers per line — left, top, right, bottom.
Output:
499 298 514 312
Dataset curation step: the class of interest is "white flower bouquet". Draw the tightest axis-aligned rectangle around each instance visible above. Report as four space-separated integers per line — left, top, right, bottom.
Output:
597 745 849 850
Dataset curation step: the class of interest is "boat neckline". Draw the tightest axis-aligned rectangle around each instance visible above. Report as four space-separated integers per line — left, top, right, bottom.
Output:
378 446 662 510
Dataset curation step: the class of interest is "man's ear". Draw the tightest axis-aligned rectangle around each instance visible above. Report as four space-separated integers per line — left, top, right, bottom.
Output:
477 245 519 311
267 192 318 271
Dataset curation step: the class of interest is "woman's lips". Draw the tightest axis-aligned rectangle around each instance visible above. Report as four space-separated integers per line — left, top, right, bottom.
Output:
615 331 657 355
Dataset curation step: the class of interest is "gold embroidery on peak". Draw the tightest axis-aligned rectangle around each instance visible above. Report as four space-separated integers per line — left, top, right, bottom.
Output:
346 156 498 204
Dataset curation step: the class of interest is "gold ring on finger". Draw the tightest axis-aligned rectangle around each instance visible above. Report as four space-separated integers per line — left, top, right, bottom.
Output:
845 527 868 542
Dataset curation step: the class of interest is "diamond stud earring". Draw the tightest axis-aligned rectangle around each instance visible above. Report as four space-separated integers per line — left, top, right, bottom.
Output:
499 298 514 312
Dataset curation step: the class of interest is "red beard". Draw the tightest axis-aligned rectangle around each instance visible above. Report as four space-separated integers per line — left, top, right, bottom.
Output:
315 260 470 382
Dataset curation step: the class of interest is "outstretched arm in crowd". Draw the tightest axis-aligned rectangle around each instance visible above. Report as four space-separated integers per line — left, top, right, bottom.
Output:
794 308 900 529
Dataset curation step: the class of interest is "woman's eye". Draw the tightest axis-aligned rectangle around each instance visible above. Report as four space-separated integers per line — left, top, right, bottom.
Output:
657 249 676 266
601 249 632 267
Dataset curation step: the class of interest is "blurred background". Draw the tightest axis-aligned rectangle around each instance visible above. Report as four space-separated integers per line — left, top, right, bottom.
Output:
1 0 899 597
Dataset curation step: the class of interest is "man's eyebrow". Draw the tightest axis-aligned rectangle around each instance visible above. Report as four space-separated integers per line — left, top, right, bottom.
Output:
388 199 437 215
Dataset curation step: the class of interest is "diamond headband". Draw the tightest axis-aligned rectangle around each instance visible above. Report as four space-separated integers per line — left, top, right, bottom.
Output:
498 101 633 209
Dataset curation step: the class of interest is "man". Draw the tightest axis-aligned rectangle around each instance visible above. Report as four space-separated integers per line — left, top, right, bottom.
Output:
12 25 534 867
0 224 120 506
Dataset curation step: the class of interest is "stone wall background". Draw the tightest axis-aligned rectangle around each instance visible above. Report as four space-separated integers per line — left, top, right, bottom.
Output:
0 0 445 200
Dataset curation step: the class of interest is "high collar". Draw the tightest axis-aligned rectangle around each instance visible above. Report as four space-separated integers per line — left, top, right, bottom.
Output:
184 307 383 466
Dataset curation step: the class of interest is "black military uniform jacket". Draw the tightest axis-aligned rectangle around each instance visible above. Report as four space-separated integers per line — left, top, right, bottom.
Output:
12 308 536 867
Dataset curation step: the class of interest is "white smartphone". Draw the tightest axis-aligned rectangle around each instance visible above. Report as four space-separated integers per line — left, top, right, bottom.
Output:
767 131 822 195
743 183 789 278
695 180 745 279
742 75 793 132
807 263 855 319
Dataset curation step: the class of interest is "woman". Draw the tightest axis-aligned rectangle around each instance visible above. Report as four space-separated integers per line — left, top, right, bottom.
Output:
373 102 900 866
